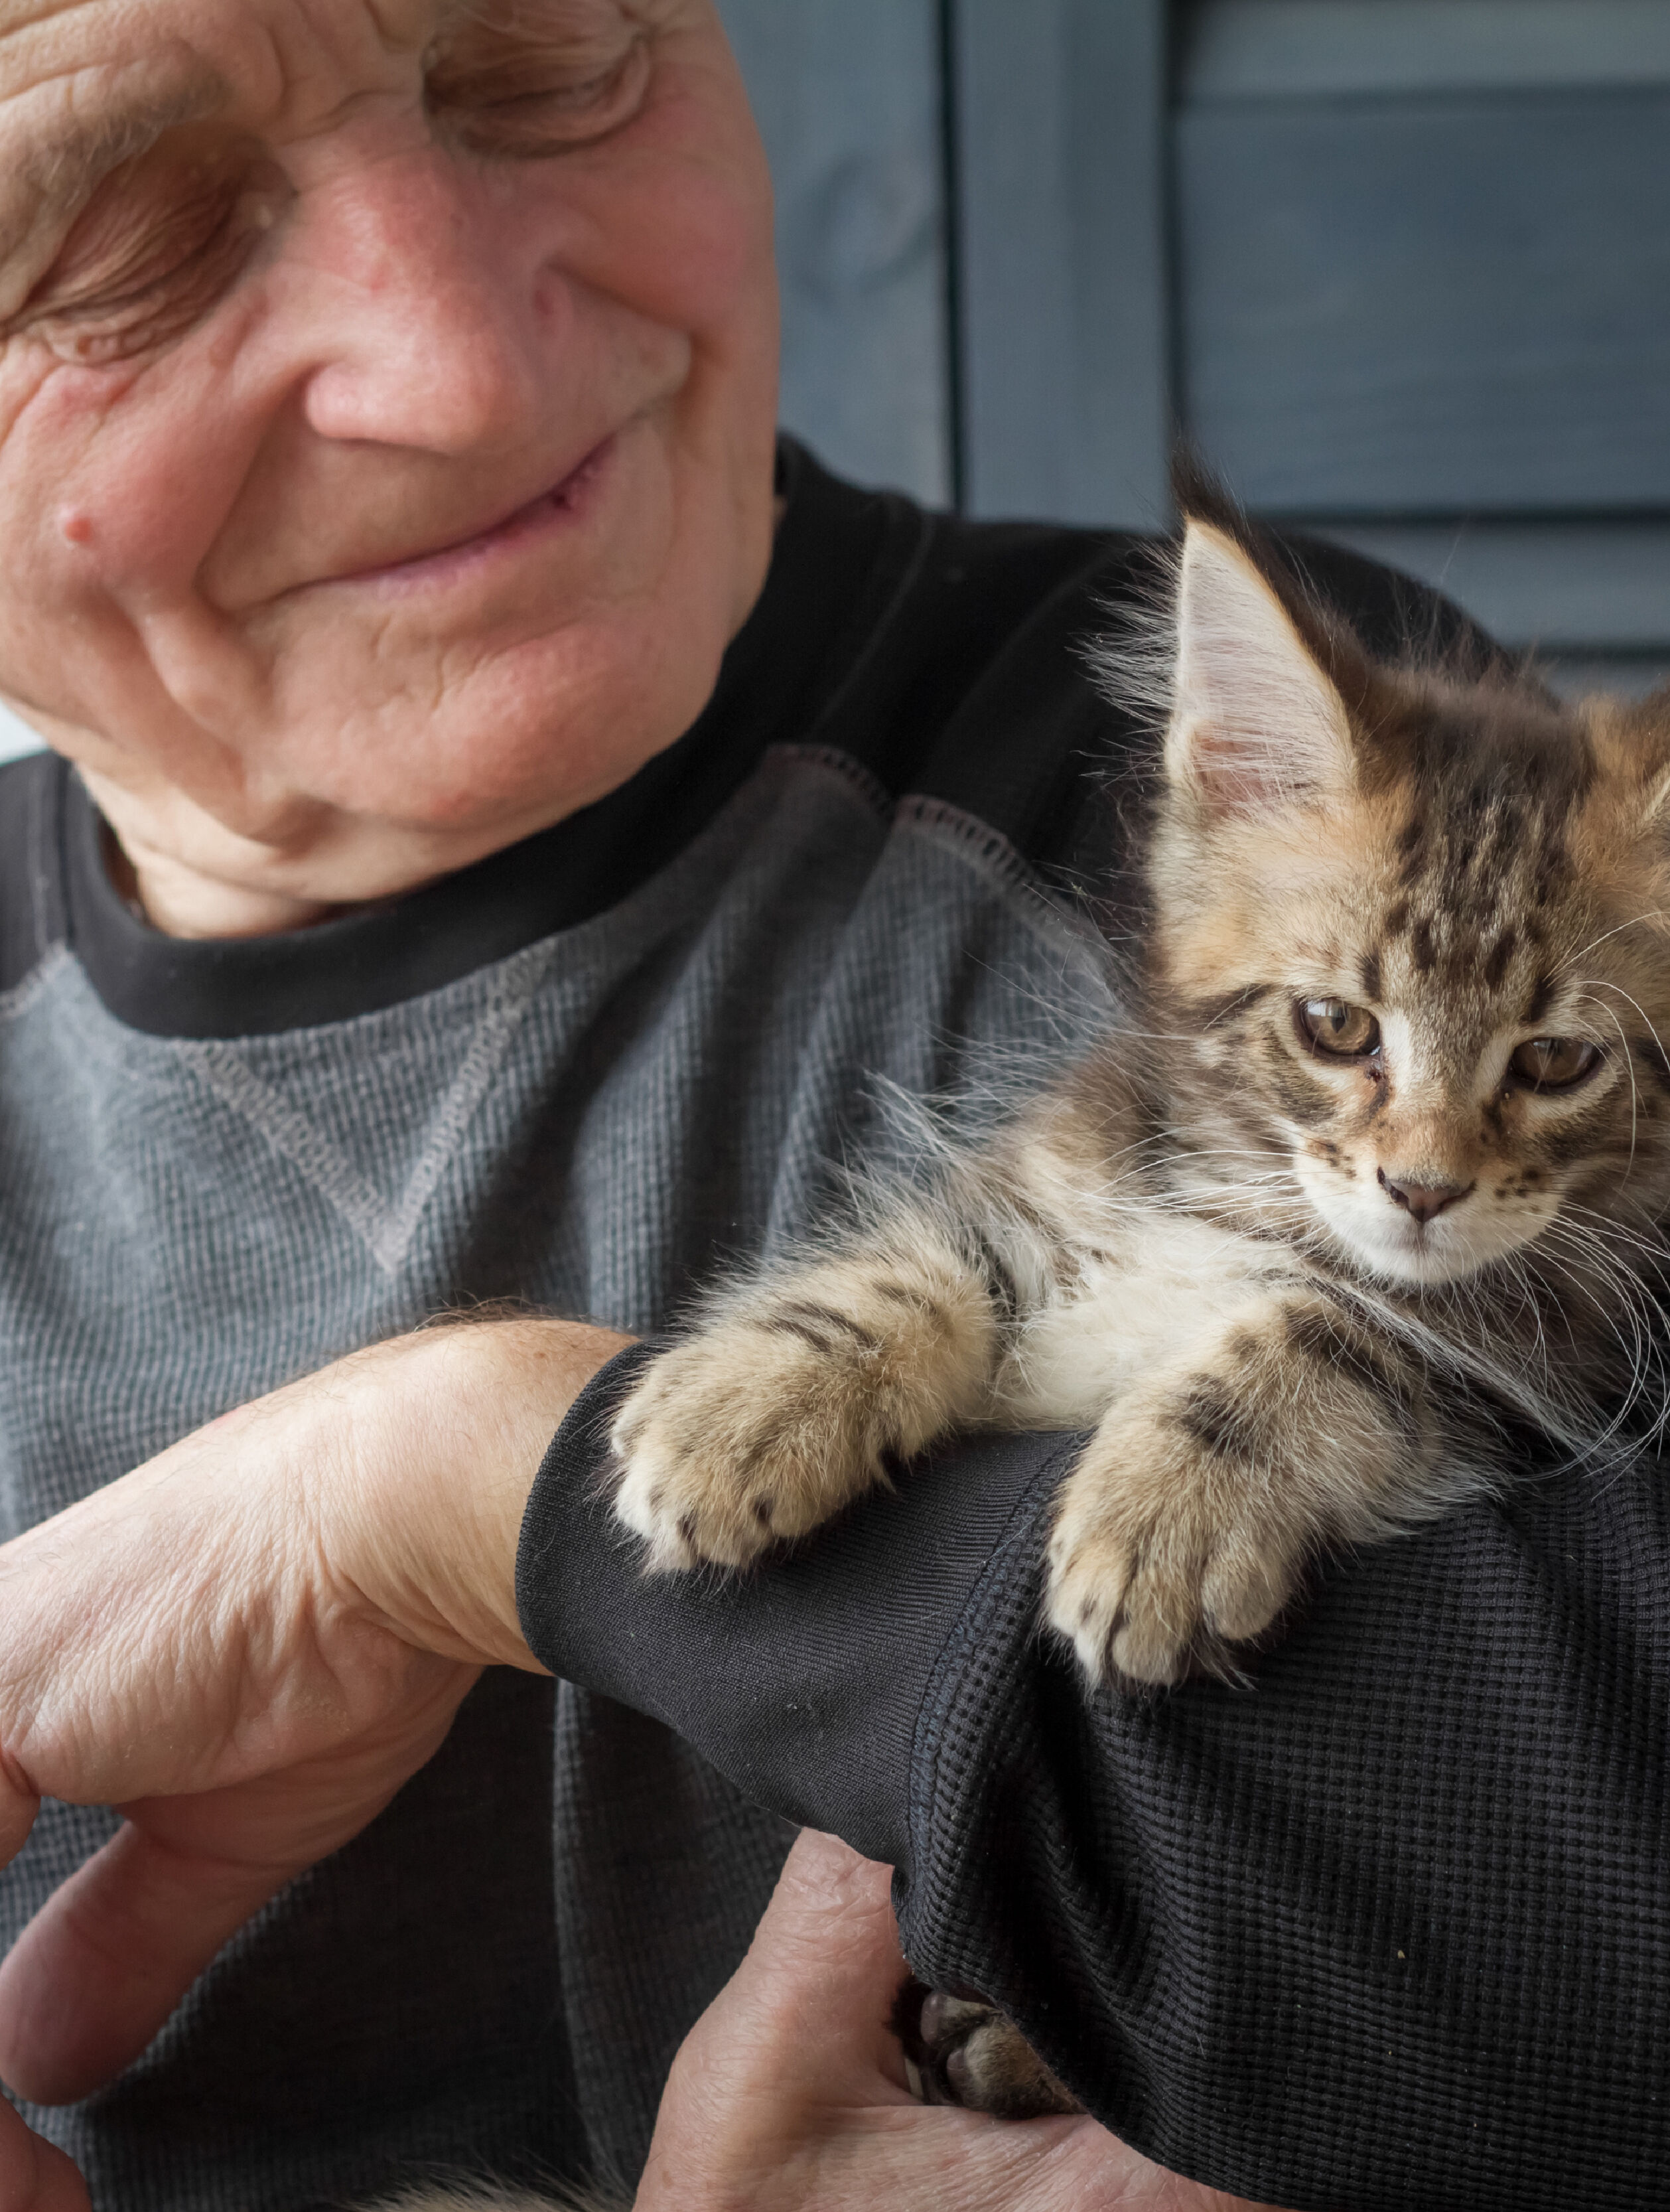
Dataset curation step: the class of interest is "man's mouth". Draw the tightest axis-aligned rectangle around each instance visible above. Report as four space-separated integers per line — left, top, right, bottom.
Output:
321 435 616 592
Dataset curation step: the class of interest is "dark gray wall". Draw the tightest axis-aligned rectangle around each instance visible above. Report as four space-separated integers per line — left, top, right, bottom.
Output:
719 0 953 505
724 0 1670 690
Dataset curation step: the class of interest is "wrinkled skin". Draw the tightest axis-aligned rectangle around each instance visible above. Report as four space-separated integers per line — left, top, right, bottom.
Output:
0 0 779 934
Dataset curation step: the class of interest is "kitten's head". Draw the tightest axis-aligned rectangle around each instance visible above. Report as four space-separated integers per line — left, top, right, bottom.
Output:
1109 494 1670 1291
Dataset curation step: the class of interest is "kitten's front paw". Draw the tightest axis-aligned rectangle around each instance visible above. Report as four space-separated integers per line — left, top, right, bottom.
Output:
612 1284 976 1572
614 1252 994 1574
610 1329 865 1571
1044 1414 1304 1686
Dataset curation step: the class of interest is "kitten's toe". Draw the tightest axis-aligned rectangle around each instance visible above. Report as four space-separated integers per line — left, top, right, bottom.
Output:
1044 1516 1194 1687
893 1978 1081 2118
609 1440 705 1573
1200 1543 1291 1644
1109 1586 1198 1686
608 1360 783 1572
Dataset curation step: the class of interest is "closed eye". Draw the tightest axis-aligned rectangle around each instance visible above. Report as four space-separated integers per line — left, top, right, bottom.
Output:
11 136 286 365
426 26 652 156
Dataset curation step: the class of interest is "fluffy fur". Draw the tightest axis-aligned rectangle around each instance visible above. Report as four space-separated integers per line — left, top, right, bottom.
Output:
614 490 1670 1698
464 487 1670 2148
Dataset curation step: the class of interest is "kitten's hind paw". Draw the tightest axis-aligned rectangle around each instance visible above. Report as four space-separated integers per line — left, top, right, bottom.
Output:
892 1977 1081 2118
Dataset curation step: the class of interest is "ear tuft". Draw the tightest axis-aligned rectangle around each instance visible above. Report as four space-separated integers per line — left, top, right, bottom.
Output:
1167 521 1356 817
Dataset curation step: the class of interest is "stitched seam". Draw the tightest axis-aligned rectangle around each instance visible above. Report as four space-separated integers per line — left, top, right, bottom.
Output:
369 946 556 1269
176 1041 391 1254
762 742 894 823
174 943 557 1276
896 794 1113 966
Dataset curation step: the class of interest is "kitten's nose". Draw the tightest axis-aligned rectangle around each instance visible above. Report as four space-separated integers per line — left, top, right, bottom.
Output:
1377 1169 1473 1224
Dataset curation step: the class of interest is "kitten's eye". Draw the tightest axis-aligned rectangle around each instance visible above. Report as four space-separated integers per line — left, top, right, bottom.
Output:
1508 1037 1600 1092
1298 999 1381 1057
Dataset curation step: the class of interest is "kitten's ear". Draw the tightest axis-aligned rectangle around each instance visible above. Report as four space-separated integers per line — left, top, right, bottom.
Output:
1166 520 1356 816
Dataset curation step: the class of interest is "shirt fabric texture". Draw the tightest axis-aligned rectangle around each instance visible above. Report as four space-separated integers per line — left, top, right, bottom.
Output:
0 444 1659 2212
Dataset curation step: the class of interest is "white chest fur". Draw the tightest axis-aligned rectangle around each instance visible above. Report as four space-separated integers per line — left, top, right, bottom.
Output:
995 1216 1292 1429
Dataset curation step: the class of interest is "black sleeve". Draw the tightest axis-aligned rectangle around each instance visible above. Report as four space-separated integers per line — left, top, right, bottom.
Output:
518 1347 1670 2212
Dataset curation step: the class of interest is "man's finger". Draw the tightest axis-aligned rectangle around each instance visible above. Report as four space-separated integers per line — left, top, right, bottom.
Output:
0 1822 303 2105
0 2092 90 2212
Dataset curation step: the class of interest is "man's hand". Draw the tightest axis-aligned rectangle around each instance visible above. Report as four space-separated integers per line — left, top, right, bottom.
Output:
0 2096 88 2212
639 1828 1290 2212
0 1319 627 2109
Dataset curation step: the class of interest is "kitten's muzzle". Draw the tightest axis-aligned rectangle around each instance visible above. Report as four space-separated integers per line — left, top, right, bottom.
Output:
1376 1168 1474 1224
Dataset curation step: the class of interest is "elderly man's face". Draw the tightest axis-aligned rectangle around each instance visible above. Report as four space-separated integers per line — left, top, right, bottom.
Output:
0 0 778 931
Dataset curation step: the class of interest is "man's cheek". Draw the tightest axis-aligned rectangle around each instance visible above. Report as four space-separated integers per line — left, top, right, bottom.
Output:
0 343 257 607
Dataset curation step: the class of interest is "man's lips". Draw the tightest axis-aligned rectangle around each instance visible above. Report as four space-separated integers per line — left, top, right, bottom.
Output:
316 436 615 591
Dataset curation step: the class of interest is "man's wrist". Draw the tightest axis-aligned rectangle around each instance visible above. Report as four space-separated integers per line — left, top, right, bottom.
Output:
327 1319 633 1671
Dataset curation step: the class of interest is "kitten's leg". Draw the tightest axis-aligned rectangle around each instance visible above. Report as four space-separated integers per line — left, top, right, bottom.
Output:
1045 1292 1447 1686
613 1213 1002 1569
893 1978 1083 2119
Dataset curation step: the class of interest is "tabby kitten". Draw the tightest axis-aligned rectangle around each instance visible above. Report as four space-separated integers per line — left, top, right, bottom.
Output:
612 493 1670 1692
604 486 1670 2122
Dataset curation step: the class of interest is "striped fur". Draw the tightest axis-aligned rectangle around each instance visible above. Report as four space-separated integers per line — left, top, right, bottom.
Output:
616 492 1670 1688
610 493 1670 2116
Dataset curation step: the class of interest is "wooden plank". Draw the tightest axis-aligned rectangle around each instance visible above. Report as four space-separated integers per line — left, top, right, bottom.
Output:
1181 1 1670 103
1316 522 1670 651
951 0 1168 527
717 0 951 504
1177 91 1670 512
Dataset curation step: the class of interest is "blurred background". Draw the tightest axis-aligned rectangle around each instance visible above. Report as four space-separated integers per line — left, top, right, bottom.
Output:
722 0 1670 698
3 0 1663 762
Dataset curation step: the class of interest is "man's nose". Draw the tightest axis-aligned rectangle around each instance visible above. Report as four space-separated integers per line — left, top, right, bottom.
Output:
294 154 551 454
1376 1169 1473 1224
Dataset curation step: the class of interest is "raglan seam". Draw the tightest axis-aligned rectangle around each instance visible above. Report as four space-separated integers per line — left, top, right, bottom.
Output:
0 942 72 1026
895 793 1116 973
764 742 894 824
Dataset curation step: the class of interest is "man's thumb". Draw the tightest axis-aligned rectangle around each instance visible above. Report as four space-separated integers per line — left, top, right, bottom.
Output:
732 1829 913 2081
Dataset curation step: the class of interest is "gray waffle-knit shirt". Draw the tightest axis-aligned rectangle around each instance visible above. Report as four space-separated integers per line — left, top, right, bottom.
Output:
0 447 1133 2209
5 449 1668 2212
